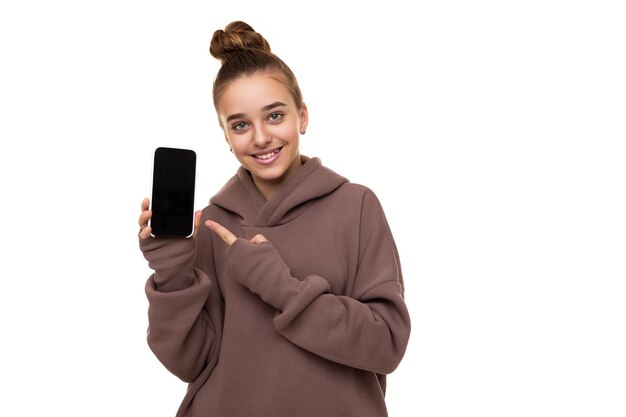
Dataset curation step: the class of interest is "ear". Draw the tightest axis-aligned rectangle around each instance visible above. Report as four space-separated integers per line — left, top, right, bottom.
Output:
223 134 233 152
299 103 309 135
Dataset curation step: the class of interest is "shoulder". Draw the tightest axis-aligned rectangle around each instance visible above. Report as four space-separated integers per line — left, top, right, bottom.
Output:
335 182 383 206
314 182 387 224
315 158 377 196
201 201 233 224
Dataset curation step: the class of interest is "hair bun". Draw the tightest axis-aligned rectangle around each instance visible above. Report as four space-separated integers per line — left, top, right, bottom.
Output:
210 21 271 63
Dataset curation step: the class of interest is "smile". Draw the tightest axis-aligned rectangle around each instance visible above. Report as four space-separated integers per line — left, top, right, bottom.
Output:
254 147 283 160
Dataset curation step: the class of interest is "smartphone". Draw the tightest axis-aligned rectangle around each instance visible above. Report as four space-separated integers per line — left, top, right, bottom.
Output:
149 147 196 238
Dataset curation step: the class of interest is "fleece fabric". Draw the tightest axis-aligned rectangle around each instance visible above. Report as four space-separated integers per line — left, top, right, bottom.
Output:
139 156 411 417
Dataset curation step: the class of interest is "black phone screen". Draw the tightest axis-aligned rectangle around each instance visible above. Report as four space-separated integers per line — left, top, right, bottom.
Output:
150 147 196 237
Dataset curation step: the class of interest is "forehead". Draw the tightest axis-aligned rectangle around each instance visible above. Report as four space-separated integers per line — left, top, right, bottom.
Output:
217 72 293 115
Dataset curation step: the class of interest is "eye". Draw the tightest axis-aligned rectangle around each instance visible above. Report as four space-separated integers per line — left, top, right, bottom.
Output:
267 112 283 122
231 121 248 131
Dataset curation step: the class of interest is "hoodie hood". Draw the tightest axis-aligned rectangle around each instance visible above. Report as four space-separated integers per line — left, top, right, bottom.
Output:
210 156 348 227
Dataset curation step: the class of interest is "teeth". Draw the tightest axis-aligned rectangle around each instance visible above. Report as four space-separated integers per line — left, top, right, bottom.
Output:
256 148 280 159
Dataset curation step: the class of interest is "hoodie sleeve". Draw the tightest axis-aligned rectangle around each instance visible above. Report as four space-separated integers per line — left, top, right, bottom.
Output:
226 190 410 375
139 235 219 383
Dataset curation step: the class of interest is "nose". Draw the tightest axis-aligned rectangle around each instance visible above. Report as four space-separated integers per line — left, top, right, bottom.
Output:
252 124 272 147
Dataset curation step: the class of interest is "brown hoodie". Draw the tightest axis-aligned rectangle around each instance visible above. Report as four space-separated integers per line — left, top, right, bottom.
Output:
140 156 411 417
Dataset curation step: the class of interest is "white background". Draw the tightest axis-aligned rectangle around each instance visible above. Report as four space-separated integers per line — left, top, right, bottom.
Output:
1 1 625 416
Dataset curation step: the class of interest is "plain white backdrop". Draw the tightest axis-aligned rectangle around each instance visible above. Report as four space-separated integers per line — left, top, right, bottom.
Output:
1 1 625 416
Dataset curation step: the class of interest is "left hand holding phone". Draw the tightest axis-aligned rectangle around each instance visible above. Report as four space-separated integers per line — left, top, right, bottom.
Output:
139 198 203 240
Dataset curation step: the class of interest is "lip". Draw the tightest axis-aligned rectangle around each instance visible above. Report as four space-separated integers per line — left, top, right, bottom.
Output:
251 146 283 166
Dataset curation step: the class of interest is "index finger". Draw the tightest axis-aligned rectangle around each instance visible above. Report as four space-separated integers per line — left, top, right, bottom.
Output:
205 220 238 246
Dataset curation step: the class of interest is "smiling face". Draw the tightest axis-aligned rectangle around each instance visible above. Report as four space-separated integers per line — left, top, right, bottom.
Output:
217 72 308 200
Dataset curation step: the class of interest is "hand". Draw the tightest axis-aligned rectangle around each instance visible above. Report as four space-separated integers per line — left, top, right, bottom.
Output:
205 220 268 246
138 197 203 240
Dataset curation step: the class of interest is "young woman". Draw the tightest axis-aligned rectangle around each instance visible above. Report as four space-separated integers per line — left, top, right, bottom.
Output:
138 21 410 417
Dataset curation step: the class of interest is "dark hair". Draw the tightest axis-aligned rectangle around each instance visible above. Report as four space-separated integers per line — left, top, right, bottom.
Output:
210 21 303 111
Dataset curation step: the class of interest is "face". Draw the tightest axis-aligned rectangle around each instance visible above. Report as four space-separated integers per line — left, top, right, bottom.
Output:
217 72 308 199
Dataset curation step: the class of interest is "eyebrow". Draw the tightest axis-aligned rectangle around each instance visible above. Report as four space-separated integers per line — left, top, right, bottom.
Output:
262 101 287 111
225 101 287 123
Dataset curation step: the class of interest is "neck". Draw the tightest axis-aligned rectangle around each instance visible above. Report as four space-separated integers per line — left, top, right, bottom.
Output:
251 155 302 200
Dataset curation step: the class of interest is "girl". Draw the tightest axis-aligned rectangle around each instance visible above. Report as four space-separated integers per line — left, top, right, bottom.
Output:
138 21 410 417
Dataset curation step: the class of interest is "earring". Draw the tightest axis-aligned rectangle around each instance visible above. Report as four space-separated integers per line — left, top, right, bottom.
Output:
229 146 233 152
300 129 306 135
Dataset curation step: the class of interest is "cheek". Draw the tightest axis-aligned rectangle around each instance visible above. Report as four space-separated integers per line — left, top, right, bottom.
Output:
271 123 299 140
228 136 249 155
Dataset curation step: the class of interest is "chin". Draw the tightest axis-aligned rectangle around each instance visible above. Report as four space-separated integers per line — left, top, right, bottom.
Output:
255 167 289 181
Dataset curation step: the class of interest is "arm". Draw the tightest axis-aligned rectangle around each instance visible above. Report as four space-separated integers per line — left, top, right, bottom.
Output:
207 191 410 374
139 199 220 382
